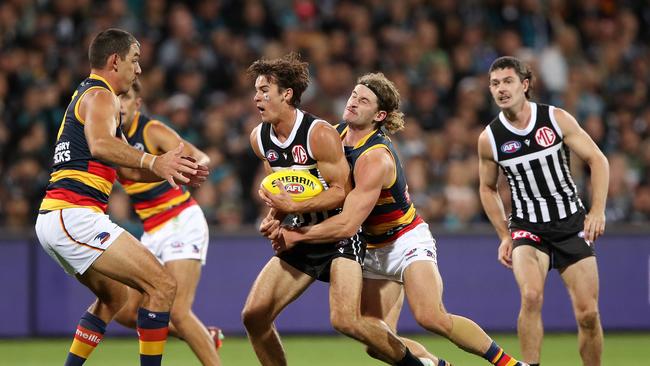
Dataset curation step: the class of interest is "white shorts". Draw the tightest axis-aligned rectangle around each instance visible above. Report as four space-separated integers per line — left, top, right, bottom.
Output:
35 208 125 275
363 223 437 283
140 205 209 265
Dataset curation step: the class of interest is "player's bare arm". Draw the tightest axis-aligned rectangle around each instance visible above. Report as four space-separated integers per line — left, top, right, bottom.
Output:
145 120 211 166
478 130 514 268
554 107 609 242
82 88 199 188
250 125 285 239
259 122 350 214
281 147 393 249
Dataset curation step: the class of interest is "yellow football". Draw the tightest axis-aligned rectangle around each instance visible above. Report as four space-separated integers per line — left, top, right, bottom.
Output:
260 170 324 202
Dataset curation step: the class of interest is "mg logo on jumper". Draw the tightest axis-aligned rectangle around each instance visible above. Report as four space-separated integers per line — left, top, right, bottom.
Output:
535 127 556 148
501 140 522 153
292 145 308 164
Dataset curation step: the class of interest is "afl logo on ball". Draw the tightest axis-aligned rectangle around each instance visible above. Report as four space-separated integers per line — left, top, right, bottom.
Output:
266 149 279 162
292 145 308 164
500 140 521 153
535 127 556 147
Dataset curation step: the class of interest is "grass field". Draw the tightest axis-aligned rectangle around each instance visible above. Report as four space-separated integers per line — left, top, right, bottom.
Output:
1 333 648 365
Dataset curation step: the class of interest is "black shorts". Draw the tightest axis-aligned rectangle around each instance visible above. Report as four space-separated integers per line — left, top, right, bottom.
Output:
509 209 595 270
277 233 366 282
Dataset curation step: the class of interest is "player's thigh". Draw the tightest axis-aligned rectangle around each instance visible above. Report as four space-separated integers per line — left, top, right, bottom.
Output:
512 244 550 293
559 256 599 311
361 278 403 330
244 256 315 318
402 261 445 316
90 230 169 292
329 257 363 314
165 259 202 310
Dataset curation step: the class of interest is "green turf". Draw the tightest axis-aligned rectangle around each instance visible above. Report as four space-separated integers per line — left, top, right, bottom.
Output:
1 333 648 365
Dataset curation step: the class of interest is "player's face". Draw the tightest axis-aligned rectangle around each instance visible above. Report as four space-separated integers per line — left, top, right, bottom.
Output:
116 43 142 94
253 75 288 123
489 67 528 110
343 84 381 127
119 88 140 124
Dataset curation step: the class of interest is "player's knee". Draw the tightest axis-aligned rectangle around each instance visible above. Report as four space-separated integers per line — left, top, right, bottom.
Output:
413 305 452 336
576 309 600 331
330 312 359 338
520 287 544 310
170 305 191 326
147 271 176 306
241 303 272 332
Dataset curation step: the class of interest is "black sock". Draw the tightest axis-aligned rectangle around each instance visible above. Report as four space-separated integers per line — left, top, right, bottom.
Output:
395 348 424 366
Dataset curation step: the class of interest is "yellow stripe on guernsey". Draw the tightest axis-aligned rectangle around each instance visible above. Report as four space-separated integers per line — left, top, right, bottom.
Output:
50 169 113 195
139 340 166 355
136 191 191 219
73 74 117 124
69 339 95 358
122 181 166 195
39 198 104 213
365 204 417 235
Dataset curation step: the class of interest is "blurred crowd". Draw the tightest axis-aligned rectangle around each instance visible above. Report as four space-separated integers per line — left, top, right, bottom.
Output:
1 0 650 233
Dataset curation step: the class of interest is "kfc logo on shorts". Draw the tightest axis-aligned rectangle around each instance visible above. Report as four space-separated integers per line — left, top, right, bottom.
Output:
292 145 308 164
266 149 279 162
535 127 556 147
511 230 541 243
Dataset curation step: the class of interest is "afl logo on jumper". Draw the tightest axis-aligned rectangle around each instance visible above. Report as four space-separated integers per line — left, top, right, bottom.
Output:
535 127 556 148
501 140 522 153
266 149 279 162
292 145 308 164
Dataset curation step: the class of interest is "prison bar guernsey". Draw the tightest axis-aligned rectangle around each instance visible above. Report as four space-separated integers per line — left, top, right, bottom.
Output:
39 74 122 213
120 112 196 232
485 102 583 223
337 124 424 248
256 109 337 227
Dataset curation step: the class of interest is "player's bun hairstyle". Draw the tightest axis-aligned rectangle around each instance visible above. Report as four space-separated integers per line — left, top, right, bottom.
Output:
357 73 405 134
247 52 310 108
89 28 139 69
488 56 534 99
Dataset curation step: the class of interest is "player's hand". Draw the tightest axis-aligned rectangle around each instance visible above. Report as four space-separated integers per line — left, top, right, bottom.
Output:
176 156 209 187
584 210 606 244
258 180 296 213
259 213 281 240
497 237 514 269
273 228 299 253
152 143 199 189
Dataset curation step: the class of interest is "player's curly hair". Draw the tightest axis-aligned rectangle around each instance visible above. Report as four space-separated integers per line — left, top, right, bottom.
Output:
247 52 310 107
488 56 534 99
357 73 404 134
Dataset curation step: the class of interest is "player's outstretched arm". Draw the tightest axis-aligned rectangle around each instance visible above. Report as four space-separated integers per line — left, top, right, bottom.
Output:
144 120 211 166
83 89 200 188
282 148 392 246
478 130 513 268
554 107 609 242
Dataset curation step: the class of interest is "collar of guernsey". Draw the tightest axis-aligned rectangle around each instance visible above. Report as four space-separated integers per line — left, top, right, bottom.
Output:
39 74 121 214
337 123 423 248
